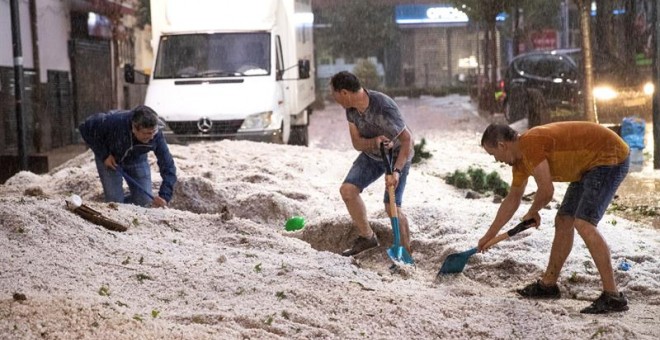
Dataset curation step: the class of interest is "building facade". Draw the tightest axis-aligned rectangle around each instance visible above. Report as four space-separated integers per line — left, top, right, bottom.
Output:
0 0 144 182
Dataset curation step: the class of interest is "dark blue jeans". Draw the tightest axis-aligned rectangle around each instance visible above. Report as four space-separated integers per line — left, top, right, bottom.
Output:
558 156 630 226
94 157 153 207
343 152 411 206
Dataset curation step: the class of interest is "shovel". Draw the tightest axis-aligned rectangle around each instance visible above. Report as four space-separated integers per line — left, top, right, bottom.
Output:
380 143 414 265
437 219 535 276
115 166 155 200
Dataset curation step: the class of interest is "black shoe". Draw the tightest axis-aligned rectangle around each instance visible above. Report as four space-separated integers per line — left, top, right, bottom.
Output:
341 234 379 257
517 280 561 299
580 292 629 314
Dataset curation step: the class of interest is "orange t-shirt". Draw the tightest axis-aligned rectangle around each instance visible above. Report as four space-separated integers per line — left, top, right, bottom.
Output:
512 121 630 187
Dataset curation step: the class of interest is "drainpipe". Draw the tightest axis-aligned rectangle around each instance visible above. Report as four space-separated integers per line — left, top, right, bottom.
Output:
10 0 28 170
29 0 43 153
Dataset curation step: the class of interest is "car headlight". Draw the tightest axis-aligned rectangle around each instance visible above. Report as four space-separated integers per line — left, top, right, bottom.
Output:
643 82 654 96
593 86 618 101
240 111 273 130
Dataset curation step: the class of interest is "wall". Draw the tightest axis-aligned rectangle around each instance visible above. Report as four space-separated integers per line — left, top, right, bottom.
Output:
0 0 71 81
1 0 73 157
36 0 72 82
0 0 33 68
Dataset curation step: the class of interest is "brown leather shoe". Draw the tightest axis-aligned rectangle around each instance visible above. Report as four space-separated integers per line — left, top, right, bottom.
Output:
341 234 379 257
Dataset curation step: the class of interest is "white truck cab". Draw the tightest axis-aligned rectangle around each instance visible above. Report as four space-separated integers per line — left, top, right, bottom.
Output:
127 0 315 146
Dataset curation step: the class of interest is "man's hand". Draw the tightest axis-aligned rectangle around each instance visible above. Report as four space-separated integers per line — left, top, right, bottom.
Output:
385 172 399 189
477 233 496 252
522 211 541 228
152 196 168 208
374 135 392 150
104 155 117 170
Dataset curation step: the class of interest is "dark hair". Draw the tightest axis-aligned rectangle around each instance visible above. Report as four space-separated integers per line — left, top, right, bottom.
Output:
481 124 518 148
131 105 159 129
330 71 362 92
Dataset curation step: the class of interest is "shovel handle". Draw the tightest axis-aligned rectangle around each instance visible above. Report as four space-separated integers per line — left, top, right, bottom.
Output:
116 166 155 200
387 185 398 219
380 142 398 218
482 219 535 250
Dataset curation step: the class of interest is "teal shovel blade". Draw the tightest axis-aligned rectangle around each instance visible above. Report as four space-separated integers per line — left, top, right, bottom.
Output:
387 217 414 265
437 247 478 275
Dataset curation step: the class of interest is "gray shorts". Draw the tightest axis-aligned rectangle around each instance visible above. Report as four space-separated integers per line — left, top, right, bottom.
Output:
343 152 411 206
557 156 630 226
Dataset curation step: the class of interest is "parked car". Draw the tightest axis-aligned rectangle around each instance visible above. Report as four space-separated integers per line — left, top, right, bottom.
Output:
502 49 654 126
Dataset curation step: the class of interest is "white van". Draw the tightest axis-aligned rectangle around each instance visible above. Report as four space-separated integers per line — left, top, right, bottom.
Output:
126 0 316 146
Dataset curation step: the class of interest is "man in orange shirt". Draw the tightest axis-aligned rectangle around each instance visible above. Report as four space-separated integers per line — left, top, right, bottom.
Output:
479 122 630 314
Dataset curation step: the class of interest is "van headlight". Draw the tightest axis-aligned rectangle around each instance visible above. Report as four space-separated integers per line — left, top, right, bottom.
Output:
593 86 617 101
643 82 655 96
240 111 273 130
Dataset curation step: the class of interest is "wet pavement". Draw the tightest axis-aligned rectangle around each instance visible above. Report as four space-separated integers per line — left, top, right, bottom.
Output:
614 173 660 228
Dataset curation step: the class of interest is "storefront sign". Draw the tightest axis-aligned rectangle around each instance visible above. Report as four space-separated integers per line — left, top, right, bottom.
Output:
396 5 467 25
530 30 557 51
395 4 507 26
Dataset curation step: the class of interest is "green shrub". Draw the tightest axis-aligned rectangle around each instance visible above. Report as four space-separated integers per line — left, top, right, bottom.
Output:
447 170 470 189
445 167 509 196
467 167 487 193
412 138 432 164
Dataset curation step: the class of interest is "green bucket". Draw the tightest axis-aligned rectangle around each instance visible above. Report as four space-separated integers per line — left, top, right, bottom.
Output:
285 216 305 231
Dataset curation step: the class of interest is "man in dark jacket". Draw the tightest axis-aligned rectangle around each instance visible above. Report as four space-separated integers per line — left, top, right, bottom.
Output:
79 105 177 208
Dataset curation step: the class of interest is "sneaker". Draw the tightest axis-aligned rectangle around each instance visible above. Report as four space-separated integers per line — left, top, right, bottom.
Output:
580 292 629 314
341 234 379 257
517 280 561 299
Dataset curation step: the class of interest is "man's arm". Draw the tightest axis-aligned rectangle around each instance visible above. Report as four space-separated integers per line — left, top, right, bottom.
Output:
393 127 412 171
523 159 554 223
348 123 389 152
478 179 527 251
153 133 177 203
383 127 413 189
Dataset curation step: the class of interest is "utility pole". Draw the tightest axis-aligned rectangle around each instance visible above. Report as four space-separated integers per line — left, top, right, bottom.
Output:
10 0 28 170
560 0 569 48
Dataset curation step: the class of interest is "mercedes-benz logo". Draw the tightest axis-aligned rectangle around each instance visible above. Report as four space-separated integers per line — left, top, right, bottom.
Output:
197 117 212 133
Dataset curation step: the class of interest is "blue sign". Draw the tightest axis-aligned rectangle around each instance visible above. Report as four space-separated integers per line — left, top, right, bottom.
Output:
395 4 507 26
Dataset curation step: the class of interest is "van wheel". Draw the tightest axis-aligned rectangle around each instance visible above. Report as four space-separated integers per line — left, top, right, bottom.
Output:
527 89 549 128
288 126 309 146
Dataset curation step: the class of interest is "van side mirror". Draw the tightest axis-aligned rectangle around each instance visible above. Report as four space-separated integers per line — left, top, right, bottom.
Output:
124 63 135 83
298 59 310 79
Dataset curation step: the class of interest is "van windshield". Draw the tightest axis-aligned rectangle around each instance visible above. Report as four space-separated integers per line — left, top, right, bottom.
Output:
153 32 271 79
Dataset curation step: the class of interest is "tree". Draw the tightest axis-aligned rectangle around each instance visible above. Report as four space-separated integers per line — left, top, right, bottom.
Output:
136 0 151 29
450 0 506 112
576 0 596 122
314 0 399 62
594 0 614 55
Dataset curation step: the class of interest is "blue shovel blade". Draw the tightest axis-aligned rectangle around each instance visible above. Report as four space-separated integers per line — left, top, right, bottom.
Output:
437 247 478 275
388 246 415 265
388 217 415 265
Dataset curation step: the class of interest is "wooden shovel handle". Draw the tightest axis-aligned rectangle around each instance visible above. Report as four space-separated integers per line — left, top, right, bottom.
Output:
387 185 398 219
482 219 535 250
380 142 398 219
